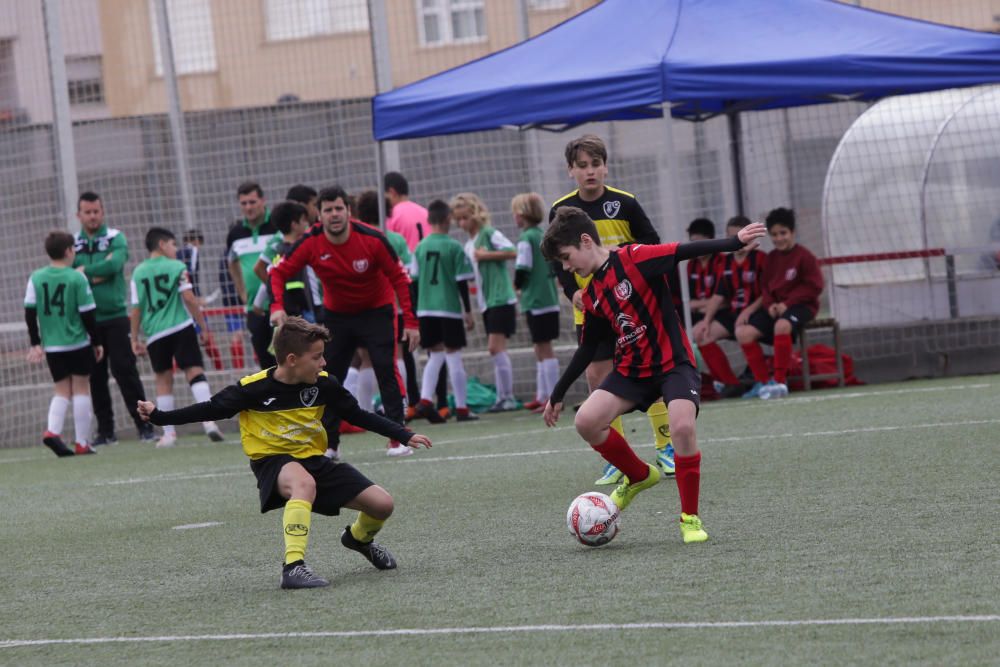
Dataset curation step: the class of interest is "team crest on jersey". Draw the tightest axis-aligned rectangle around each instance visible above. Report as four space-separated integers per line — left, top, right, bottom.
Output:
613 279 633 301
299 387 319 407
704 275 715 288
743 270 755 282
97 238 110 252
785 268 797 281
603 200 621 218
353 259 369 273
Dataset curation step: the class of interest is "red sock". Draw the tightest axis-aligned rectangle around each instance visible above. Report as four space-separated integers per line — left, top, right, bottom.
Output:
230 339 245 369
592 428 648 482
740 342 770 382
773 333 792 384
699 342 740 385
674 451 701 516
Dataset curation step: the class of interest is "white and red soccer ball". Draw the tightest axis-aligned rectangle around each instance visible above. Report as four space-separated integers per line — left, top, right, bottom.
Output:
566 492 620 547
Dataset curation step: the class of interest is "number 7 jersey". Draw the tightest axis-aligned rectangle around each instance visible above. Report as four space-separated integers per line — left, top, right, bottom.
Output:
130 256 194 343
24 266 96 351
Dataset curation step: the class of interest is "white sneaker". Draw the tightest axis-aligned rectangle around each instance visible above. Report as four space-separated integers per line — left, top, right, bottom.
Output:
386 443 414 458
156 432 177 448
204 422 225 442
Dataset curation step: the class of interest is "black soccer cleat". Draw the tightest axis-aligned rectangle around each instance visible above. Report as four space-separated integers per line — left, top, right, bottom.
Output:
341 527 397 570
138 423 157 443
92 432 118 446
280 561 330 589
43 432 76 458
414 401 446 424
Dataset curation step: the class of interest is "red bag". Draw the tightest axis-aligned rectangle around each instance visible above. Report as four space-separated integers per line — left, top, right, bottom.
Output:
788 344 862 390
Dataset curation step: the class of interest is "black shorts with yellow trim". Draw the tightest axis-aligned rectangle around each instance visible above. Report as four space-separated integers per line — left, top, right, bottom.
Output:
597 362 701 414
250 455 374 515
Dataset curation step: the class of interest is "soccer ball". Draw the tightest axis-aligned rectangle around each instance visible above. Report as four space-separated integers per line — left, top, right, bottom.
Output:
566 492 620 547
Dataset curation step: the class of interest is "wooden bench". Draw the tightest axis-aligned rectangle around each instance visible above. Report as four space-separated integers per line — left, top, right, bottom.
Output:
797 317 845 390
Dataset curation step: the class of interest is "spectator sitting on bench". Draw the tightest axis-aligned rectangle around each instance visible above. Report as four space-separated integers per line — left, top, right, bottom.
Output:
735 207 823 400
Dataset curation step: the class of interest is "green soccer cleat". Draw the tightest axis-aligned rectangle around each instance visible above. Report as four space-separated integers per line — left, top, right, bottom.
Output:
594 463 624 486
655 445 676 476
679 512 709 543
610 464 661 511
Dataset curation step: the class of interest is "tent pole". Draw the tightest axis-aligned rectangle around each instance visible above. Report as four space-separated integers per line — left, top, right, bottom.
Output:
727 110 746 217
660 106 695 342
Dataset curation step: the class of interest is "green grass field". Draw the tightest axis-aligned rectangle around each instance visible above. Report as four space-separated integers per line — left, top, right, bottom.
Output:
1 375 998 665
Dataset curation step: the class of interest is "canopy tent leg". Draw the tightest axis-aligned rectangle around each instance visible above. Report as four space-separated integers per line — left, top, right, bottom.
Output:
727 110 746 217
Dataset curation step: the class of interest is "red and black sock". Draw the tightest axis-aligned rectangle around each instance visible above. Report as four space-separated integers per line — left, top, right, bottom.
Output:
773 333 792 384
592 428 648 483
740 342 770 383
674 451 701 516
699 342 740 386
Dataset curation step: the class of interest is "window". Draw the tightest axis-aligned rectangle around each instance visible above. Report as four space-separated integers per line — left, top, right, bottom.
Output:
528 0 568 9
266 0 369 41
418 0 486 46
66 56 105 106
148 0 217 76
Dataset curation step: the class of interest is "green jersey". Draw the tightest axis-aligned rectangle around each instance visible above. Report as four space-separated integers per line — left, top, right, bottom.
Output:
225 213 276 313
386 230 415 276
73 225 129 322
413 233 474 318
467 226 517 312
130 256 194 343
515 226 560 314
24 266 95 351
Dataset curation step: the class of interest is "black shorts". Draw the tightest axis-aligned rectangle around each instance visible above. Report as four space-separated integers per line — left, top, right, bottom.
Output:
45 347 95 382
147 325 204 373
419 316 466 350
576 324 614 363
525 311 559 344
747 305 814 345
598 362 701 414
711 309 737 337
397 313 405 344
482 304 516 336
249 455 375 515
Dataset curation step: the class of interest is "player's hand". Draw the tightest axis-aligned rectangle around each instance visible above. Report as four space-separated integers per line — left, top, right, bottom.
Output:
93 345 104 363
136 400 156 421
26 345 44 364
270 309 287 328
407 434 432 449
775 302 788 316
199 330 214 348
571 290 584 311
402 327 420 352
132 340 147 356
75 265 87 275
691 320 708 344
91 276 106 284
542 400 563 427
463 312 475 331
767 303 780 318
735 310 751 327
473 247 489 261
737 222 767 250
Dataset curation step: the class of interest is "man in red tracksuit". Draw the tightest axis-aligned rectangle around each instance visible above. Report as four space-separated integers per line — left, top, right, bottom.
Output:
735 207 823 400
270 185 420 457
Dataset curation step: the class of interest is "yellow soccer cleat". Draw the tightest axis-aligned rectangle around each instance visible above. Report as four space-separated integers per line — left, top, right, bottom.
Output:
679 513 709 543
609 464 660 511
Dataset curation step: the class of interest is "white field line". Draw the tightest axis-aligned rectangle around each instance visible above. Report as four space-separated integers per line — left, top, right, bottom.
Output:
171 522 223 530
89 416 1000 488
1 615 997 649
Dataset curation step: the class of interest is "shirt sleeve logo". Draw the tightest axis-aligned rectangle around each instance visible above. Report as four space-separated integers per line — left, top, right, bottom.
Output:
785 268 797 281
613 279 633 301
299 387 319 407
603 200 621 218
352 258 370 273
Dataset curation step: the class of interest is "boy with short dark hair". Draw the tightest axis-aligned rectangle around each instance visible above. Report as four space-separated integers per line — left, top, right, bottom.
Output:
130 227 223 447
685 217 726 324
137 316 432 589
541 207 766 544
736 207 824 400
253 201 315 322
412 199 478 423
25 231 104 457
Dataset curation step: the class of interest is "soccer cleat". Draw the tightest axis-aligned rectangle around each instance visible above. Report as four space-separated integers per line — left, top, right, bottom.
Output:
414 401 446 424
438 407 451 421
742 381 765 399
280 561 330 589
92 432 117 446
679 513 709 543
488 398 519 413
386 443 413 458
341 527 397 570
74 442 97 455
761 381 789 400
138 423 157 443
43 432 76 458
455 409 479 422
204 423 225 442
610 464 661 511
522 400 543 411
404 406 417 423
594 463 624 486
155 432 177 449
655 445 676 476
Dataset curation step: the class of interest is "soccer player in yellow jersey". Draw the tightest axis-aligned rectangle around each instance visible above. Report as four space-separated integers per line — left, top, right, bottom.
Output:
137 317 431 589
549 134 674 485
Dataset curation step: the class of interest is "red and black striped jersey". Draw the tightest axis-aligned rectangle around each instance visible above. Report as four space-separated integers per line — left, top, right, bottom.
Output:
687 254 726 300
580 243 695 378
718 250 766 310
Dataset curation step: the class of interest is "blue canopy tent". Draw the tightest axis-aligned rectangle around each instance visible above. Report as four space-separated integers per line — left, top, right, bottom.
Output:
373 0 1000 140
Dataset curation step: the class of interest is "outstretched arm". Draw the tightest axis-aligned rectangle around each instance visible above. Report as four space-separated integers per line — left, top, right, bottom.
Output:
138 384 246 425
675 222 766 261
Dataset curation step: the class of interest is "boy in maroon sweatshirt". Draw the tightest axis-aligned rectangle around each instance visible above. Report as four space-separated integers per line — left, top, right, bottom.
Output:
735 208 823 399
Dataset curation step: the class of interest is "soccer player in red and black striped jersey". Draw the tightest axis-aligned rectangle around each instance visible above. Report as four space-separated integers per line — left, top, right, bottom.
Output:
541 206 766 544
269 185 420 458
693 216 768 398
684 217 727 325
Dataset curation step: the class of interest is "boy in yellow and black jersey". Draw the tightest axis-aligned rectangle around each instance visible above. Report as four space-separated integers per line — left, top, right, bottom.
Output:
137 317 431 590
548 134 673 485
